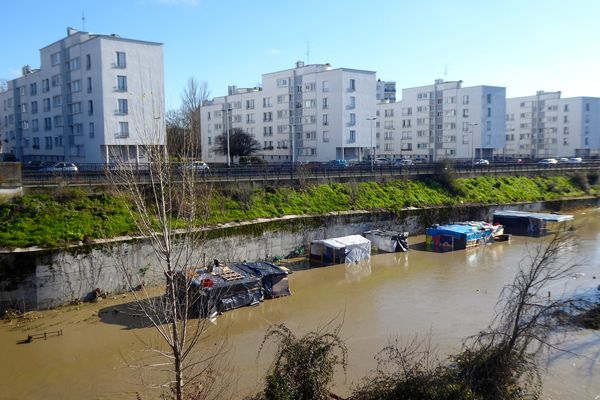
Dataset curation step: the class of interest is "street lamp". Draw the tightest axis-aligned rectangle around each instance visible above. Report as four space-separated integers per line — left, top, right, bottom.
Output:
367 117 377 174
224 107 232 167
468 123 479 165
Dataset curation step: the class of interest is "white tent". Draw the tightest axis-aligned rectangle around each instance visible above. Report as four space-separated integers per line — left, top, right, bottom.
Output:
310 235 371 265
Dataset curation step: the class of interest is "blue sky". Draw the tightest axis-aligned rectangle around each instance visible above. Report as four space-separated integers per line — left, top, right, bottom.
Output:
2 0 599 109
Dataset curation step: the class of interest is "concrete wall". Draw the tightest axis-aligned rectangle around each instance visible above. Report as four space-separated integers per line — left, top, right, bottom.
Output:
1 197 598 312
0 162 22 200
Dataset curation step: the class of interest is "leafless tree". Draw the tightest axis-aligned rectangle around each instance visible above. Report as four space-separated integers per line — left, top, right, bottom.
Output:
106 85 226 400
456 226 581 399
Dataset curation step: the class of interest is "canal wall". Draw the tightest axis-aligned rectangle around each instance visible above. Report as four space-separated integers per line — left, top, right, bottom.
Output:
1 196 599 312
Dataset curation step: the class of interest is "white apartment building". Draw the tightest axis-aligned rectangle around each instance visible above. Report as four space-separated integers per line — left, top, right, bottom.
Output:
376 80 506 161
501 91 600 159
376 80 396 102
0 28 164 164
200 62 377 163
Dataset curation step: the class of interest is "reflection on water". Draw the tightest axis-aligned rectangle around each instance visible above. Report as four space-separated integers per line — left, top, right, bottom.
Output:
1 209 599 399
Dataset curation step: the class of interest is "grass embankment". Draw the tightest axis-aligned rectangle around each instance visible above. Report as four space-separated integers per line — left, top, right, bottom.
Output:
0 174 598 249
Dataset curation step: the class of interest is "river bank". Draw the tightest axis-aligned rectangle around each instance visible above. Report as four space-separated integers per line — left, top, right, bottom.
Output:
1 208 599 399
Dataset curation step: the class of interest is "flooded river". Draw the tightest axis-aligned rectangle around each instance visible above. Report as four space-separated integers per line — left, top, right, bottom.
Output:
1 209 599 399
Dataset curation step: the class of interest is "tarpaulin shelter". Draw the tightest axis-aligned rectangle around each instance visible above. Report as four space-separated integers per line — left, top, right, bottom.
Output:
493 210 574 237
310 235 371 265
425 223 493 252
364 230 409 252
233 262 291 299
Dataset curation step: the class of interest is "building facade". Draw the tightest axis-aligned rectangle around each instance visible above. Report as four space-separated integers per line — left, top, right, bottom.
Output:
0 28 164 164
376 80 506 161
501 91 600 159
376 80 396 103
200 62 377 164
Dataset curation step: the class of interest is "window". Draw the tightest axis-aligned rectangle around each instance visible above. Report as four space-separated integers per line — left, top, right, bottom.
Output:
487 107 492 117
276 95 287 104
323 131 330 142
303 115 316 124
385 120 394 129
304 83 316 92
43 98 51 112
402 119 411 128
42 79 49 93
277 110 288 119
304 99 315 108
30 83 37 96
32 137 40 149
44 136 53 149
586 103 591 112
296 85 302 93
401 108 412 116
322 81 329 92
116 52 126 68
263 140 273 149
277 140 288 149
20 103 27 113
53 95 62 107
263 112 272 122
322 98 328 109
88 100 93 115
70 80 81 93
246 114 255 123
31 119 39 132
118 99 128 114
21 121 29 130
486 94 492 104
322 114 328 126
349 79 356 91
54 115 63 127
117 76 127 91
232 114 241 123
87 77 92 93
51 74 61 87
70 102 82 114
486 121 492 131
305 131 316 140
86 54 91 70
263 126 273 136
44 117 52 131
263 97 272 107
444 109 456 117
276 78 288 87
246 99 255 109
417 143 428 149
118 122 129 138
51 52 61 66
55 136 62 147
349 96 356 108
349 113 356 125
349 130 356 143
69 58 80 71
462 108 469 118
563 115 568 123
462 95 469 105
277 125 289 134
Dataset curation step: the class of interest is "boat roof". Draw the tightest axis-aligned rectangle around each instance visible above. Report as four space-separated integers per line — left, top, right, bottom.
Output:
312 234 370 249
493 210 574 222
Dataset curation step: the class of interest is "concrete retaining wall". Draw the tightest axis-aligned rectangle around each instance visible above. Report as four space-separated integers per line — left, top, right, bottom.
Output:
1 197 598 312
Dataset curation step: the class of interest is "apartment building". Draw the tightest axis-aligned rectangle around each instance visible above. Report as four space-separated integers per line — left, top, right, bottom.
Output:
376 80 396 102
376 80 506 161
200 62 377 163
0 27 164 164
501 91 600 159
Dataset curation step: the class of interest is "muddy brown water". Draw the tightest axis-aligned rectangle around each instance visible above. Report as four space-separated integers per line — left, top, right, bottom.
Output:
1 210 600 399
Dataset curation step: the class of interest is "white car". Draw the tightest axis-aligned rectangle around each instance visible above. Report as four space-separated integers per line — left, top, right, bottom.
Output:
183 161 210 172
568 157 583 164
537 158 558 166
373 157 391 165
473 159 490 166
394 158 413 167
558 157 570 163
40 162 78 173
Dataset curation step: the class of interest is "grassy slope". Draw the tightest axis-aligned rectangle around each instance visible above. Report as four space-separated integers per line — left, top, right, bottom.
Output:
0 176 595 249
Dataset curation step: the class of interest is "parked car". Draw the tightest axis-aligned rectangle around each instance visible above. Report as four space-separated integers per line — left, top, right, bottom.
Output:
40 162 78 173
183 161 210 172
327 159 348 168
373 157 391 165
1 153 18 162
537 158 558 166
473 159 490 166
568 157 583 163
393 158 413 167
558 157 570 163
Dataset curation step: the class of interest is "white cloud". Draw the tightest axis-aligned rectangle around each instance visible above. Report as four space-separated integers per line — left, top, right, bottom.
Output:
156 0 199 6
267 48 281 55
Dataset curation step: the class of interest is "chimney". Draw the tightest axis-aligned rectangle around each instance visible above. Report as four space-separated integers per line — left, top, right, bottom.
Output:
67 27 78 36
22 65 31 76
228 85 238 95
295 61 305 68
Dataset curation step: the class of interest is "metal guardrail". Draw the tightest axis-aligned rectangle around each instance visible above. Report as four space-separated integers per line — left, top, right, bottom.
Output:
20 161 600 187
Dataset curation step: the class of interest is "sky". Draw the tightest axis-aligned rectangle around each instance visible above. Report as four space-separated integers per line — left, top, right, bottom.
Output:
1 0 599 110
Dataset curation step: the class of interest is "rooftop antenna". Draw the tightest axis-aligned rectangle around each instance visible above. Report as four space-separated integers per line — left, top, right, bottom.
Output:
306 41 310 64
81 11 86 31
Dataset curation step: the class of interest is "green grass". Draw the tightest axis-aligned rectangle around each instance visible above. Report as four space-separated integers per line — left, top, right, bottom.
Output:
0 176 596 249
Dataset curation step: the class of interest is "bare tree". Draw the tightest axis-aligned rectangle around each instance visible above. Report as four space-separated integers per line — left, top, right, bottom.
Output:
180 78 209 158
107 88 226 399
456 227 580 399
